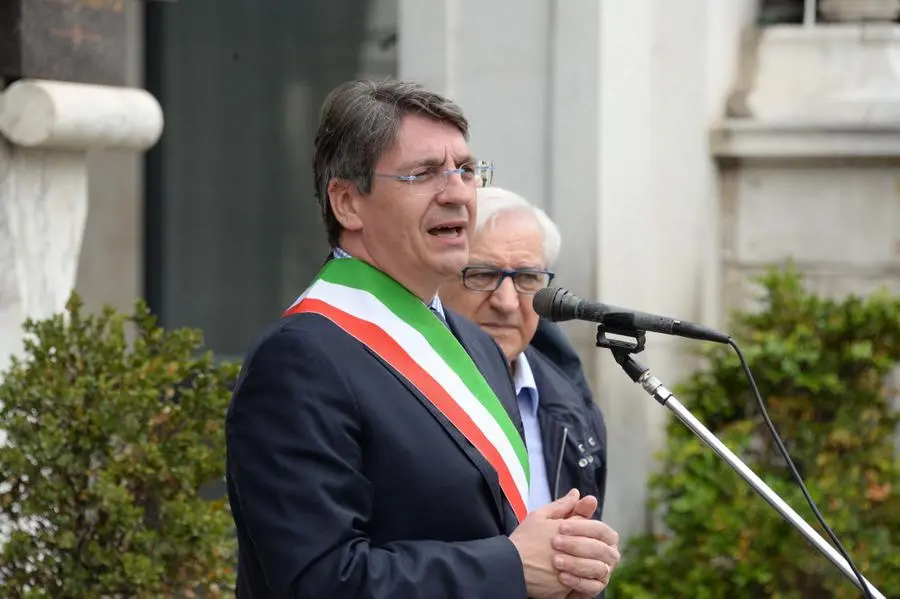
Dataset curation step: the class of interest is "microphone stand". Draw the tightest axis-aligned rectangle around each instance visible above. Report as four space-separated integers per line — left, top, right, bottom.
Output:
595 324 886 599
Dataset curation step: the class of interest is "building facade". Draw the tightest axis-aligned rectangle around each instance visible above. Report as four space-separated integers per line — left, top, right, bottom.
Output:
3 0 899 545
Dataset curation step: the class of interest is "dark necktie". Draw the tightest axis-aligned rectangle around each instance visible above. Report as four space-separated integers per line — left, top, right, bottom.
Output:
430 305 449 328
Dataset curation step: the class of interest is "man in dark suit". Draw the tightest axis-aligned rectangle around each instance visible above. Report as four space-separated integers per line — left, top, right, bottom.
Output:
225 79 620 598
532 318 595 410
438 187 612 591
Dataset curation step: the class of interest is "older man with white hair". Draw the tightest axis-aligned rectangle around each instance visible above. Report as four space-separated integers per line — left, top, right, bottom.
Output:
439 187 610 527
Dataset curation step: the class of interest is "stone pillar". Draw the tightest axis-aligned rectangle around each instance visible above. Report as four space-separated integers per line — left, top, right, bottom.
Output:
0 79 163 370
0 0 164 372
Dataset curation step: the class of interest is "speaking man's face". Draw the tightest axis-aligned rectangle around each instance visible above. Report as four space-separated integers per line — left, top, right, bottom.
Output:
335 113 478 299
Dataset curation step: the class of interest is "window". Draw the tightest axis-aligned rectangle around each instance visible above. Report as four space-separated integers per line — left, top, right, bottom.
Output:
144 0 398 359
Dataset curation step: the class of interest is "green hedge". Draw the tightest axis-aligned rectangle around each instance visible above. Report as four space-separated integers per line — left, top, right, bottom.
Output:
0 294 239 597
610 265 900 599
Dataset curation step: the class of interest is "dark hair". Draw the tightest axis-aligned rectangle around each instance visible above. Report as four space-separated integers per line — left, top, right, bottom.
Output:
312 79 470 247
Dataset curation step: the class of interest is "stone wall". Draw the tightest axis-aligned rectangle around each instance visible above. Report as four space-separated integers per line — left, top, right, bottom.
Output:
713 24 900 313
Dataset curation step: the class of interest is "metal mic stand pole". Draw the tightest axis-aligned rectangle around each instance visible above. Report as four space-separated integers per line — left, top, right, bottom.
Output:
595 325 886 599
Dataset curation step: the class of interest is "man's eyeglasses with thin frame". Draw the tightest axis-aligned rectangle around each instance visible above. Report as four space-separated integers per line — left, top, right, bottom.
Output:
461 265 555 295
375 160 495 196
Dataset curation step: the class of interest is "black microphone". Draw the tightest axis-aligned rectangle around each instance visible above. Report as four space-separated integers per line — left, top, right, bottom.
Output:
532 287 731 344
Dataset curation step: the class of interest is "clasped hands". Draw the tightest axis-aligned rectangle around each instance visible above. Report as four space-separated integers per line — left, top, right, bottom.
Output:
509 489 620 599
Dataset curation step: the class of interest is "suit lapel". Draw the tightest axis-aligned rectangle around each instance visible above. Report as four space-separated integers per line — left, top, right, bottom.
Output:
314 261 520 527
446 311 525 522
359 319 513 528
445 311 524 435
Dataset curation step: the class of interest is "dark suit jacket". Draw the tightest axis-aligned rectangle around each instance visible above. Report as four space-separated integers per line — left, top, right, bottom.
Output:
526 347 607 520
531 318 593 406
225 307 529 598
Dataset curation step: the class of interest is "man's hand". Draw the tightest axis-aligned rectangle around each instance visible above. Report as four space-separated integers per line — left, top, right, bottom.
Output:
564 493 598 521
510 490 617 599
553 516 619 597
549 489 620 598
509 489 581 599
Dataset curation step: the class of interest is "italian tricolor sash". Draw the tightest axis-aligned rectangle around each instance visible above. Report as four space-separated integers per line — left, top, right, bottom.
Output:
284 258 530 522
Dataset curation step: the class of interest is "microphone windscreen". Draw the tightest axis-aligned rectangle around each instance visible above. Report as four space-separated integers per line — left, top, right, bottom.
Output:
532 287 562 320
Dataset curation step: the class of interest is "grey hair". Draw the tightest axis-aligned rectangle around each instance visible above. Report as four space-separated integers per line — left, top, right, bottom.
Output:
313 79 469 247
474 187 562 267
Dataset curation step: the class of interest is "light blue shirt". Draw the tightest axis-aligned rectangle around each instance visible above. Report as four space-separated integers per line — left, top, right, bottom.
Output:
513 353 552 512
331 247 446 319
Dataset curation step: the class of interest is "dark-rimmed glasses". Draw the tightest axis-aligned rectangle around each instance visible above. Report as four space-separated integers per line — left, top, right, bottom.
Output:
375 160 495 196
461 265 555 295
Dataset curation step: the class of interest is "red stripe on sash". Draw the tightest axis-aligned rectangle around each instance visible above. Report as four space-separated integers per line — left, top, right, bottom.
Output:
285 298 527 522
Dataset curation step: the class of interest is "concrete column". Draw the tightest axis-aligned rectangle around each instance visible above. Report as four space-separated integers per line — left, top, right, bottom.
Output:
595 0 756 540
544 0 601 377
594 0 660 540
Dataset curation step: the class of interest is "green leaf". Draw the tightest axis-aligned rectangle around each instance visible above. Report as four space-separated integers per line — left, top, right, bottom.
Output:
0 291 239 596
612 263 900 599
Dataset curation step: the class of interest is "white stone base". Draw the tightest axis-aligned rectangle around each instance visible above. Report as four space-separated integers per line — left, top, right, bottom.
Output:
0 145 88 368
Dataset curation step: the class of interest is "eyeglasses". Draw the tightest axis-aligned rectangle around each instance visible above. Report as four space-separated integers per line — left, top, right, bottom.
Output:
375 160 495 196
461 266 555 295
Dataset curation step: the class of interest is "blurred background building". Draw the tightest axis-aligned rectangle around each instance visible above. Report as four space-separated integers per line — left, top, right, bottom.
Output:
2 0 899 546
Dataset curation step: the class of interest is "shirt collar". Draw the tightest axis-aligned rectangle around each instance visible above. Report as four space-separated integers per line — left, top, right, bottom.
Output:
331 247 446 318
512 352 539 416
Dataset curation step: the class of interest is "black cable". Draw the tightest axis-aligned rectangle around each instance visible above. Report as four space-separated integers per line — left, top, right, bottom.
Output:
728 338 874 599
